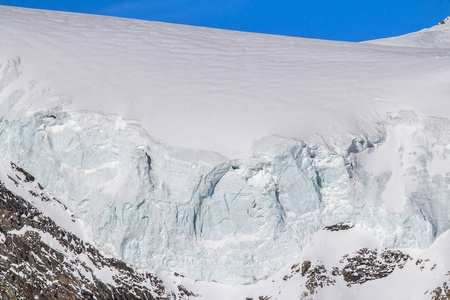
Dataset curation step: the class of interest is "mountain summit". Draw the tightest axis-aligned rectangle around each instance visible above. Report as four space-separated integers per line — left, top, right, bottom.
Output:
438 16 450 25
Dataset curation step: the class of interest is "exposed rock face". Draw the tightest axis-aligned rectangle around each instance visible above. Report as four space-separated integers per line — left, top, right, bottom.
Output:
303 264 335 296
431 281 450 300
337 248 411 285
0 170 195 299
438 16 450 25
280 224 447 299
284 262 335 298
324 222 354 232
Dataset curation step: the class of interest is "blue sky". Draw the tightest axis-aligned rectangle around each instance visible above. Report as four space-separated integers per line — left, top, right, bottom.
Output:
2 0 450 41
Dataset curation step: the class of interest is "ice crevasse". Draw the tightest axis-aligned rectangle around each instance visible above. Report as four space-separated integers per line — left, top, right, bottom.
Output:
0 58 449 285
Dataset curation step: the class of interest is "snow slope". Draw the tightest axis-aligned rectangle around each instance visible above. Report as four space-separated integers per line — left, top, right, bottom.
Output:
367 16 450 48
0 5 449 288
1 6 450 158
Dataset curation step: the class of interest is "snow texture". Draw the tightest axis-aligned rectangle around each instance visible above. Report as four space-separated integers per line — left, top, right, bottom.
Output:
1 6 450 159
0 6 449 285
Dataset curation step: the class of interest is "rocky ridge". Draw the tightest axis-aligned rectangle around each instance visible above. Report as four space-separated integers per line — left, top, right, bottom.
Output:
278 224 449 300
0 161 195 300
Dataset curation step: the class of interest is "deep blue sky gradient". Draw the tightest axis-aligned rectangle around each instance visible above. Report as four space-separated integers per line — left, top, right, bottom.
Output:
2 0 450 41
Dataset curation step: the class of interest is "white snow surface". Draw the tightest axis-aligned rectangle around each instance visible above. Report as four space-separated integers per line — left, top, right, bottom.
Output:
0 6 449 286
367 16 450 48
164 227 450 300
1 6 450 158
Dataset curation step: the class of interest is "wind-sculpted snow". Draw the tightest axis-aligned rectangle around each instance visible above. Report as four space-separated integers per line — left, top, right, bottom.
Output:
0 59 448 284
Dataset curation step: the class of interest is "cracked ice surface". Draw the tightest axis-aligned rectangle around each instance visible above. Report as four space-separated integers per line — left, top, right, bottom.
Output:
0 87 448 284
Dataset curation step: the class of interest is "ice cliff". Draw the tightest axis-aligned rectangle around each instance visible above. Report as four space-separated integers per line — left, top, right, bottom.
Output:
1 58 448 285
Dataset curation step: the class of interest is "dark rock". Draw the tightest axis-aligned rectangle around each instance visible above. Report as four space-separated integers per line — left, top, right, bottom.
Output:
301 261 312 277
339 248 411 286
431 282 449 300
304 265 335 295
324 222 354 232
0 178 195 299
10 162 35 183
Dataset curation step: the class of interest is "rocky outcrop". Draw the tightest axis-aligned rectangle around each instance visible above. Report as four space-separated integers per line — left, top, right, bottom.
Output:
324 222 354 232
438 16 450 25
0 173 194 299
336 248 411 286
431 281 450 300
282 243 445 299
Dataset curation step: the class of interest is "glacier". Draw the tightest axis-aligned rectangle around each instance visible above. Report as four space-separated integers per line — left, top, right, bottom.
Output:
1 58 449 285
0 6 449 289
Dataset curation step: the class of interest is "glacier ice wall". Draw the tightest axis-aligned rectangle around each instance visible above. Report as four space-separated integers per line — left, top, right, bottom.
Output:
0 58 449 284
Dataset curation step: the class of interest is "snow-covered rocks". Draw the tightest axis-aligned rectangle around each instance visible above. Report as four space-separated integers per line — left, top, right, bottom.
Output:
438 16 450 25
0 161 181 299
